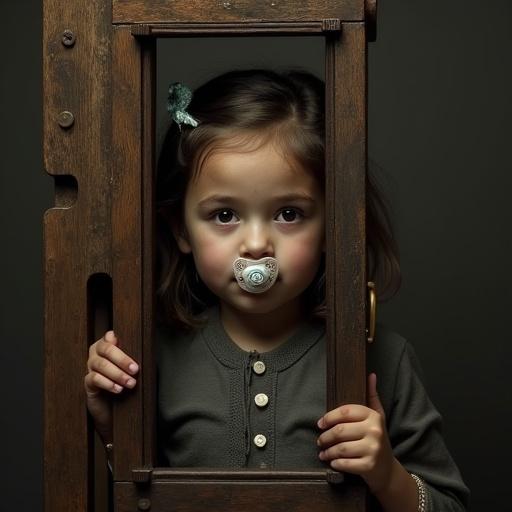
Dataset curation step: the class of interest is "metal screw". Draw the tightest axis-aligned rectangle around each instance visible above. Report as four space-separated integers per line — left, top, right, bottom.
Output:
137 498 151 511
57 111 75 129
62 30 76 48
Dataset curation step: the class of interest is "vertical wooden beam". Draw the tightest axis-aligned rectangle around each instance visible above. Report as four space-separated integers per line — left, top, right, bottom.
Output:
325 23 367 414
141 38 157 469
111 25 148 480
43 0 112 510
325 22 368 509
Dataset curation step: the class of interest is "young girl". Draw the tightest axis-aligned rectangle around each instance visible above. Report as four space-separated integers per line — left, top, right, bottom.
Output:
85 69 469 511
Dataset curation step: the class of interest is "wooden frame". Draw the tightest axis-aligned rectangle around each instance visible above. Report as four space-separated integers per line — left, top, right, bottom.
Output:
43 1 376 510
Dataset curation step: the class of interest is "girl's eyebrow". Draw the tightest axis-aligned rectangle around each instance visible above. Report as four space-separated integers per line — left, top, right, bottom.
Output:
197 193 316 208
197 195 239 208
271 193 316 204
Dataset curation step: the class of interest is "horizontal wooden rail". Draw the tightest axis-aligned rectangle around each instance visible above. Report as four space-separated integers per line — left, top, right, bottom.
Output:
131 468 345 484
131 20 342 37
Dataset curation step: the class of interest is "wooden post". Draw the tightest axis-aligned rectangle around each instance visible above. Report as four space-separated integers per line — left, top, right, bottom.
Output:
43 1 112 510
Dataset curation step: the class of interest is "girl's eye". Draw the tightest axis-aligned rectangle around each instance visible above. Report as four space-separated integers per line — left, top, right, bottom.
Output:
214 210 238 224
275 208 302 223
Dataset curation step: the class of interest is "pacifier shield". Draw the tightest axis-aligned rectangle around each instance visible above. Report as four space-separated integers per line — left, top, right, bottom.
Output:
232 257 279 294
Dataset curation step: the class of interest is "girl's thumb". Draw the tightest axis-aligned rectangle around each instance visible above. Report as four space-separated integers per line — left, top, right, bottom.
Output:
367 372 385 417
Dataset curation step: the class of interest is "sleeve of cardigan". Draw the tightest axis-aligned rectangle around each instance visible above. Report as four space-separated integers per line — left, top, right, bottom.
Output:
387 341 470 511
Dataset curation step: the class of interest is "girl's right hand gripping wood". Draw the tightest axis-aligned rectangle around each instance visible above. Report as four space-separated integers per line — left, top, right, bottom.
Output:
84 331 140 443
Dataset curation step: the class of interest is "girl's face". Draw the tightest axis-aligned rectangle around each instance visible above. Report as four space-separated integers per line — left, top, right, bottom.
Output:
175 137 325 317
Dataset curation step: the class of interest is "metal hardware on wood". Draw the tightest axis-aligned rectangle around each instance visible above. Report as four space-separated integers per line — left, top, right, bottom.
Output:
322 19 341 33
137 498 151 511
326 469 345 484
366 281 376 343
57 111 75 129
61 30 76 47
132 468 153 483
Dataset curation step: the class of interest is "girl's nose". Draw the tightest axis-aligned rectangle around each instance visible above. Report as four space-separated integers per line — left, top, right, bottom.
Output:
240 223 274 260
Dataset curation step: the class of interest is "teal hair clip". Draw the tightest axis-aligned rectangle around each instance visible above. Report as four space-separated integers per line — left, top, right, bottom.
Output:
167 82 199 130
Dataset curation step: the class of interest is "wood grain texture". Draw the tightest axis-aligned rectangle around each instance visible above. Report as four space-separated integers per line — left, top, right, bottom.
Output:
115 475 366 512
323 21 368 510
325 24 367 411
43 0 112 511
141 37 158 472
111 25 145 481
131 21 340 37
113 0 364 24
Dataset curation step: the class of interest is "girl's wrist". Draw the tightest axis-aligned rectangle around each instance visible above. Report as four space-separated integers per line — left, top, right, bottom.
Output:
371 457 420 512
365 456 399 496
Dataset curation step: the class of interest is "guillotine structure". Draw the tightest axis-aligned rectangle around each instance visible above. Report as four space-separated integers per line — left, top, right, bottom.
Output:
43 1 377 510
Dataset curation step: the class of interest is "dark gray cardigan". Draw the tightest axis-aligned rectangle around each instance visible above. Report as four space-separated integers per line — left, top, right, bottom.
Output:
157 306 469 510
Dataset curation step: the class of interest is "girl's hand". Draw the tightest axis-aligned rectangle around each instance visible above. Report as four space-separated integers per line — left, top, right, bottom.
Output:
317 373 396 494
84 331 140 442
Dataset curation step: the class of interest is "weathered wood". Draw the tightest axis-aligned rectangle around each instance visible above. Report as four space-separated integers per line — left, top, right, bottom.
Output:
111 24 146 481
115 473 366 512
131 21 342 37
141 36 158 471
113 0 364 24
325 23 367 411
43 0 112 511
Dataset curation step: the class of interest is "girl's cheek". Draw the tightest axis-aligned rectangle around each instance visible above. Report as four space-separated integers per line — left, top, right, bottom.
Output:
283 241 322 276
192 237 232 274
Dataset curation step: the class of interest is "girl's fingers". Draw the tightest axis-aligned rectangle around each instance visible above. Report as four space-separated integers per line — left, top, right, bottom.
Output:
317 404 370 429
329 456 373 474
88 355 138 391
319 439 369 461
317 421 367 448
94 332 139 377
84 370 125 395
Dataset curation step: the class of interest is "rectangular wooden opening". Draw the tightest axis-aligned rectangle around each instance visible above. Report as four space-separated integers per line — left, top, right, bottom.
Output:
109 21 368 511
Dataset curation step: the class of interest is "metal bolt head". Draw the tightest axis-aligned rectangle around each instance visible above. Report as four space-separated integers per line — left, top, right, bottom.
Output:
58 111 75 129
137 498 151 511
62 30 76 47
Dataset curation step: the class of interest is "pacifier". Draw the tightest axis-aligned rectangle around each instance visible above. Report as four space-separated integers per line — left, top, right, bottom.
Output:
232 257 279 294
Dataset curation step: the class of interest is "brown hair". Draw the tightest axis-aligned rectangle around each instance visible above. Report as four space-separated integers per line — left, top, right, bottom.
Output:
155 69 400 330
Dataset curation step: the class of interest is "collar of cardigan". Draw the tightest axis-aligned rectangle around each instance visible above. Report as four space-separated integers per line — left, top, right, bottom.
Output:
200 304 325 372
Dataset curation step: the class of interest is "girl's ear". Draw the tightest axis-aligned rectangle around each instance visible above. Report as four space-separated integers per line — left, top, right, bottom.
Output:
172 222 192 254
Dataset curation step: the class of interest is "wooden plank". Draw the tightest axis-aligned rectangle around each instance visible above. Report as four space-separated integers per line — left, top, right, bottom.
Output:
115 477 366 512
141 36 157 470
323 20 368 510
113 0 364 24
325 25 367 412
111 24 145 481
43 0 112 511
131 20 341 37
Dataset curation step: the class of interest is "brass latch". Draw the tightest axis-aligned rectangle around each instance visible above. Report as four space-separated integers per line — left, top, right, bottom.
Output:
366 281 376 343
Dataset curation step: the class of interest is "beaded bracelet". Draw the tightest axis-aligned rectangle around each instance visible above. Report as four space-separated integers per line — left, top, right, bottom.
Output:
410 473 429 512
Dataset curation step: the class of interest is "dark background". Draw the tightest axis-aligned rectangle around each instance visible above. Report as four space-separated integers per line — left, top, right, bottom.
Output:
1 0 511 510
